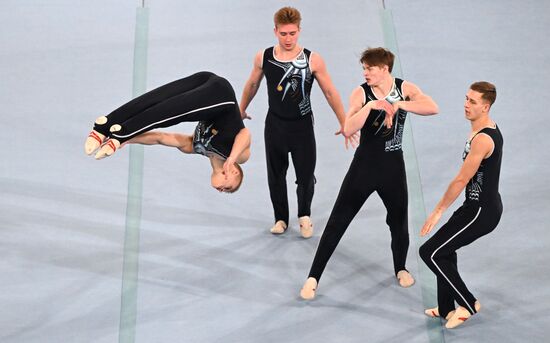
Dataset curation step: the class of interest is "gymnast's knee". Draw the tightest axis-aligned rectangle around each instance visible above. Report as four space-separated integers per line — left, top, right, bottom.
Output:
419 243 433 263
295 175 316 188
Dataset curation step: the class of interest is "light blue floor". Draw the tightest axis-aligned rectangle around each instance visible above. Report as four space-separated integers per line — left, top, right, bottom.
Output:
1 1 549 342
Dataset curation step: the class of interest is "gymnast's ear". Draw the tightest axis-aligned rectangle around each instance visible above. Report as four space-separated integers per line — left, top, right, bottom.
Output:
233 163 243 176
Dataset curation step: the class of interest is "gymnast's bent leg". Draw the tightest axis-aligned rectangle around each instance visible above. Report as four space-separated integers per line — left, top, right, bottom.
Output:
419 204 501 327
85 72 237 157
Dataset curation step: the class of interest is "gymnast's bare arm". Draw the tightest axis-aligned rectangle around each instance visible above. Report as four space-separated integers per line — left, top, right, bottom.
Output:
240 51 264 120
222 127 251 175
123 131 194 154
229 128 251 164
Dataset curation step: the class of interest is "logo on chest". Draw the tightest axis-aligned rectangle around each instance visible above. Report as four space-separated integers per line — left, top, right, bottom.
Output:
193 122 218 156
268 50 312 101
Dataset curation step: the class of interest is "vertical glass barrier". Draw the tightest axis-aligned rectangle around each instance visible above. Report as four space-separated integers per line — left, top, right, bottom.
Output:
118 4 149 343
379 8 446 343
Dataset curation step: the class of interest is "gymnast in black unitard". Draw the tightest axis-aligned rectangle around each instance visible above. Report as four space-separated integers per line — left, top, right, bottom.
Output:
84 71 250 193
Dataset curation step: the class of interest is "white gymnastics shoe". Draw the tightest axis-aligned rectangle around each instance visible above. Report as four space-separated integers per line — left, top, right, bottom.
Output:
397 270 415 288
94 138 120 160
270 220 287 234
85 130 105 155
300 277 318 300
299 216 313 238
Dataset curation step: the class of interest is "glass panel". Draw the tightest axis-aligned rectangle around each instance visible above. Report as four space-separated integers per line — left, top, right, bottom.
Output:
379 8 446 343
119 5 149 343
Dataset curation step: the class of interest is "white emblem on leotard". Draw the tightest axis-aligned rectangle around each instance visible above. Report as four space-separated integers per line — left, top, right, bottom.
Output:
268 50 313 116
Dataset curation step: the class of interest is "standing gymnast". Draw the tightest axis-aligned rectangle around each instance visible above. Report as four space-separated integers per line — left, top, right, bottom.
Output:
84 71 251 193
300 47 439 299
419 81 503 329
239 7 355 238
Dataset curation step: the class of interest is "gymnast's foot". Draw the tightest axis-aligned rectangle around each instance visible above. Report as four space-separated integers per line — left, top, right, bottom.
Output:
270 220 287 234
424 307 455 320
299 216 313 238
397 270 415 288
85 116 109 155
300 277 318 300
95 138 120 160
445 301 481 329
85 130 106 155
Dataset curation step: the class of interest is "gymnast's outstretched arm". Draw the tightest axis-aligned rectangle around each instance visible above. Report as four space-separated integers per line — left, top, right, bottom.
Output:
124 131 194 154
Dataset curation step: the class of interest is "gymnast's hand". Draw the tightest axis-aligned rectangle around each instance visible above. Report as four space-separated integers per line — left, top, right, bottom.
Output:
367 100 396 128
223 156 238 177
241 110 252 120
385 101 403 129
421 210 442 236
383 102 398 129
335 127 360 149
